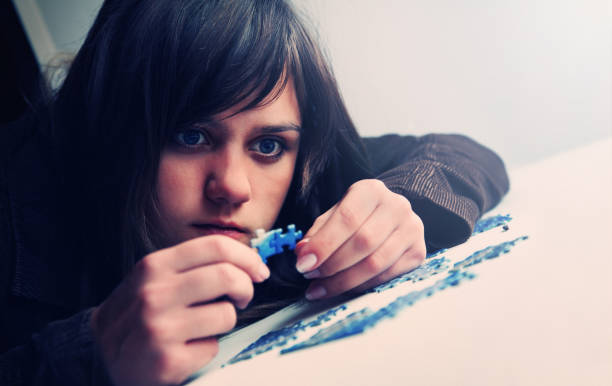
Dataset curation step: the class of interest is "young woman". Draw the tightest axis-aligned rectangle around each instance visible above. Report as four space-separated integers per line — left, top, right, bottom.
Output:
0 0 509 385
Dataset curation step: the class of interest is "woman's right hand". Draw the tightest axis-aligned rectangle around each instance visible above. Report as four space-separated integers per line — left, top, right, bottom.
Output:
90 235 269 386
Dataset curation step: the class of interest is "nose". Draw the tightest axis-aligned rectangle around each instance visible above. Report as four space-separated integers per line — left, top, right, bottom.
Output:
204 147 251 207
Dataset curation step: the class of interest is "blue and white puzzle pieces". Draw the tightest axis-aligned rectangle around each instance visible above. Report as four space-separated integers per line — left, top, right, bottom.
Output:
250 224 303 263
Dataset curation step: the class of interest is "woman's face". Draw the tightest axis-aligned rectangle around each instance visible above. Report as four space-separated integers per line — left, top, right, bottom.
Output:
155 82 301 247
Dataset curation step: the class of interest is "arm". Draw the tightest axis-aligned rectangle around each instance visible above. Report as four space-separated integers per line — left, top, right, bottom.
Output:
294 133 509 299
362 133 509 250
1 119 114 385
2 117 271 385
0 309 114 386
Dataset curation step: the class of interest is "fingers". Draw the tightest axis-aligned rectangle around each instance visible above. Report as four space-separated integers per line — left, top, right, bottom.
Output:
296 179 427 300
136 301 239 348
296 180 384 273
307 237 426 299
153 337 219 385
351 247 426 293
176 263 255 309
95 234 269 386
298 204 335 244
303 202 399 278
139 235 270 283
130 336 219 386
178 301 239 340
305 225 424 299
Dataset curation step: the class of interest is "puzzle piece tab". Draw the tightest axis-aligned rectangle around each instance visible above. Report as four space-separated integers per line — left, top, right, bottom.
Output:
250 224 303 263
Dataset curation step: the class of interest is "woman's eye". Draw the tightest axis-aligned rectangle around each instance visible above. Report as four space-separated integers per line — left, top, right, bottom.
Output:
251 138 284 158
174 129 208 147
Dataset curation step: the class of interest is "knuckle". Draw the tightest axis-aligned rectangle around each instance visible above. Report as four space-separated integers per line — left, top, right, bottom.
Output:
315 258 336 277
415 215 424 234
364 253 386 275
141 316 173 343
206 338 220 359
402 244 426 266
155 350 174 371
218 301 238 330
138 284 167 316
208 235 231 256
194 338 220 364
325 275 357 296
406 212 424 236
337 204 359 229
351 178 383 190
216 263 238 286
353 229 376 252
394 193 412 211
137 255 162 278
312 236 335 262
243 281 255 301
155 349 187 384
370 178 387 192
312 213 326 228
414 242 427 263
228 275 254 307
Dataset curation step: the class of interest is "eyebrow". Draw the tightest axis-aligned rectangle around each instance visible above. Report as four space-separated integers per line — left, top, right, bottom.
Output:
258 124 302 134
194 121 302 134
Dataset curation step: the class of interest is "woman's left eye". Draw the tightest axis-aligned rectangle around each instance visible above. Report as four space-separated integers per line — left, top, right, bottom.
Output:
250 138 285 158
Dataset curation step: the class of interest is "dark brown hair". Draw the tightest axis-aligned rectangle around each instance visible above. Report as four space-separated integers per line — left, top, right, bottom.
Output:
44 0 372 310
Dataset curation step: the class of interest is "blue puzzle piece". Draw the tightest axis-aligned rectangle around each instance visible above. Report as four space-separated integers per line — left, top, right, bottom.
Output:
274 224 302 252
251 224 303 263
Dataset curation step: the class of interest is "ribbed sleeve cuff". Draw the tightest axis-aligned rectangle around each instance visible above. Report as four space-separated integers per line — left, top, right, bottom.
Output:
378 161 480 250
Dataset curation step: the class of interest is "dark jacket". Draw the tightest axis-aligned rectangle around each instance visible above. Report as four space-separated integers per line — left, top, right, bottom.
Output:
0 116 509 385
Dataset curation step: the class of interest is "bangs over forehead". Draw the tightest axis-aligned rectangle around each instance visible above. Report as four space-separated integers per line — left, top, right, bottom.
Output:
158 0 303 131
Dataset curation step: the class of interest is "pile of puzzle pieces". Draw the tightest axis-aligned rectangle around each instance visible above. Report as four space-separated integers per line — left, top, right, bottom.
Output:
250 224 303 263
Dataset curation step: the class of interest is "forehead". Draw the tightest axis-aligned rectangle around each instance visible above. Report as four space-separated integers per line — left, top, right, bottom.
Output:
213 79 301 126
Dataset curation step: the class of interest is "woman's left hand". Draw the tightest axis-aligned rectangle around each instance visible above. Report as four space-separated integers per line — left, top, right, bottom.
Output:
295 179 426 300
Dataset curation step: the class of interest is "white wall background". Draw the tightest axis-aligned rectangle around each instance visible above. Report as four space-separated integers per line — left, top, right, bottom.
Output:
13 0 101 63
296 0 611 166
14 0 611 167
34 0 101 53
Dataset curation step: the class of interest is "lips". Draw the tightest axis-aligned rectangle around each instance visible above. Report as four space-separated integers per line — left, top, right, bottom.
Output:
191 222 250 241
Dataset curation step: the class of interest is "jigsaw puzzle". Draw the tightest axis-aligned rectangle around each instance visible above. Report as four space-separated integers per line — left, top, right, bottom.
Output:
226 214 528 365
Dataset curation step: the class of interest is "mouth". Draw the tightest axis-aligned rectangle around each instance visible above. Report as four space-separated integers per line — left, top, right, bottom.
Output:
191 222 250 241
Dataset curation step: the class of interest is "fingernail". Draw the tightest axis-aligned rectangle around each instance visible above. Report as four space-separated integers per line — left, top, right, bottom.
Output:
305 285 326 300
296 253 317 273
303 269 321 279
295 238 310 254
259 265 270 281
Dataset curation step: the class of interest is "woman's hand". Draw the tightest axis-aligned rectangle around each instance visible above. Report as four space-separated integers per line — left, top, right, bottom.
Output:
295 179 426 300
90 235 269 386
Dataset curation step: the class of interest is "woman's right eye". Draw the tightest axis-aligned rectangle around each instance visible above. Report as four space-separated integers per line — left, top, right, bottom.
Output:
173 129 209 147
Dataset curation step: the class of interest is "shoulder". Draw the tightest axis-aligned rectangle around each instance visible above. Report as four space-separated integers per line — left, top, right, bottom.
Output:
0 114 37 159
0 115 39 193
0 117 31 320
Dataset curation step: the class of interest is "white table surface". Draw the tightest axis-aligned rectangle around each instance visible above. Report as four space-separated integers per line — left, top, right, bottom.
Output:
188 137 612 386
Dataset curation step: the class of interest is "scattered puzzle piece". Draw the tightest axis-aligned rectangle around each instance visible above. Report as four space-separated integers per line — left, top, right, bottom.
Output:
227 215 529 365
227 216 529 364
226 305 347 365
371 257 450 293
280 270 478 355
452 236 528 271
472 214 512 235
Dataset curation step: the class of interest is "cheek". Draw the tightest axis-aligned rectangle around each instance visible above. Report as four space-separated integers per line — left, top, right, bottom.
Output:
255 156 297 212
156 155 203 219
